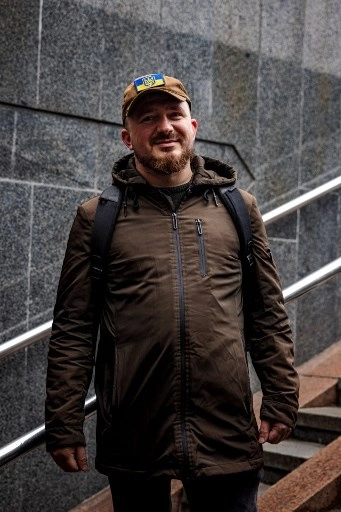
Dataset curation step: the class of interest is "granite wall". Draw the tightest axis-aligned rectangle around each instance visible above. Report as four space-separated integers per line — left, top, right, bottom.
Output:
0 1 340 510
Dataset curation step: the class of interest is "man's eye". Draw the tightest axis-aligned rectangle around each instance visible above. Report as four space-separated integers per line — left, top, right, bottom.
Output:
170 112 182 119
141 115 154 123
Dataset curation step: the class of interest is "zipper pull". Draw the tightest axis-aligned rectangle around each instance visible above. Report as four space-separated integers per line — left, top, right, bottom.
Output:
195 218 203 235
172 212 178 230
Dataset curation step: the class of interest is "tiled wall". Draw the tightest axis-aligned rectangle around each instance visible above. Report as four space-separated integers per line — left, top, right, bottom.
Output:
0 1 340 510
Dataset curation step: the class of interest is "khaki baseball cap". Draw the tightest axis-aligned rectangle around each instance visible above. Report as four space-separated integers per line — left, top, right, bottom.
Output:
122 73 191 122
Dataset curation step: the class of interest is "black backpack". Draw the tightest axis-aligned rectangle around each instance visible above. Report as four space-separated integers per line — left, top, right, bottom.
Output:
90 184 256 348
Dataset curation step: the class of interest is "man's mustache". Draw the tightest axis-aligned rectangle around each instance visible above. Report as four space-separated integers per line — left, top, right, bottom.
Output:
151 134 182 144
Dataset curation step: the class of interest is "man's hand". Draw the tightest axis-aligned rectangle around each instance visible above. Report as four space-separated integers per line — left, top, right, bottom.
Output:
50 445 89 472
258 419 293 444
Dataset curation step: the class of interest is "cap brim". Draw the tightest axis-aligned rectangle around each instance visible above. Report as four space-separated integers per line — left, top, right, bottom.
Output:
125 89 190 119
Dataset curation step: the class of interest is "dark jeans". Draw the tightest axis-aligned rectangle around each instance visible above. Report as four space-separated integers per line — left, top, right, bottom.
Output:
108 469 262 512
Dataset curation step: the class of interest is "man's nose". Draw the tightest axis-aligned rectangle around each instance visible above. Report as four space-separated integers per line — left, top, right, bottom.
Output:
156 115 173 133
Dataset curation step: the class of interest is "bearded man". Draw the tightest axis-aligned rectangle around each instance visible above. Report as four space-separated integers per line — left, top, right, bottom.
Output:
45 73 299 512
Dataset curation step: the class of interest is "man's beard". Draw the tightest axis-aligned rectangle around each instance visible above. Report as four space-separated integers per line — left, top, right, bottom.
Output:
135 144 194 176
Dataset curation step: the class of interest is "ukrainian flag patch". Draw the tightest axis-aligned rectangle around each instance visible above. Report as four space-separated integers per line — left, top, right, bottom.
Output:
134 73 165 93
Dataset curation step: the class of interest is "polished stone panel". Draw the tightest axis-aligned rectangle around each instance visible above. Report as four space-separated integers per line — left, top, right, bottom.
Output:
29 186 94 317
303 0 341 77
0 280 28 334
298 193 339 277
0 182 31 331
23 337 49 429
260 0 305 63
300 69 341 183
295 193 340 363
0 107 15 175
0 350 26 444
38 1 164 122
257 58 302 168
1 181 31 284
30 186 92 271
0 0 39 106
268 238 297 290
254 153 300 207
38 0 104 118
265 211 298 243
95 123 127 191
296 280 339 366
209 45 259 168
11 109 98 188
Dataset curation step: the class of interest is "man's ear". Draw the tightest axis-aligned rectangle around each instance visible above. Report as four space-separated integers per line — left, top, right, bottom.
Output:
191 118 198 137
121 128 132 150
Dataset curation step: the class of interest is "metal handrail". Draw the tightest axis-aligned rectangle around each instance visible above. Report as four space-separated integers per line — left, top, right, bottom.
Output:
1 175 340 361
283 257 341 303
262 175 341 225
0 320 52 360
0 396 97 469
0 257 340 469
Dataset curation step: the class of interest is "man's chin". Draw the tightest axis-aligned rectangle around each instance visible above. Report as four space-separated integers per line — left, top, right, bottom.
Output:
135 146 193 175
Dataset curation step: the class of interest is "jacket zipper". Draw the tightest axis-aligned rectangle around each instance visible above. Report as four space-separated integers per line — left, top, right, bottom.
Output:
171 212 190 471
195 219 207 277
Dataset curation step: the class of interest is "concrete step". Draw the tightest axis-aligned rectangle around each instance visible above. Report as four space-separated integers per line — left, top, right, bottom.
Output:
262 437 323 484
295 406 341 444
258 436 341 512
261 406 341 485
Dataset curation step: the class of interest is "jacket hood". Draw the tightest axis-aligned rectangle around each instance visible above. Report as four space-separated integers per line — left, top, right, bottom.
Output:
111 153 237 189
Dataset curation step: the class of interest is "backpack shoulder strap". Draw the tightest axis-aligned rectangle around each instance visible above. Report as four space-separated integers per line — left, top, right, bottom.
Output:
91 184 123 283
218 185 257 350
218 185 254 270
90 185 123 356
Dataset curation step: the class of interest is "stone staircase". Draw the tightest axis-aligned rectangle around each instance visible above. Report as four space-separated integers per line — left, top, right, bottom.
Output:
258 339 341 512
258 434 341 512
70 340 341 512
262 405 341 486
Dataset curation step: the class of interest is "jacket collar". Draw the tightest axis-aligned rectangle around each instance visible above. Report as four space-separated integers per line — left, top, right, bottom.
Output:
111 153 236 189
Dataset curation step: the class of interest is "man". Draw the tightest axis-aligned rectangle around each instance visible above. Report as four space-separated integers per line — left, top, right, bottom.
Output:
45 73 299 512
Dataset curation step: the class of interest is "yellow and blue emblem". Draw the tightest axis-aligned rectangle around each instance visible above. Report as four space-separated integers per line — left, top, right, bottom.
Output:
134 73 166 93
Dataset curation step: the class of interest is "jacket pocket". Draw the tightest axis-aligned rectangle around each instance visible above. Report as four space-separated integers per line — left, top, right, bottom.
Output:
195 218 207 277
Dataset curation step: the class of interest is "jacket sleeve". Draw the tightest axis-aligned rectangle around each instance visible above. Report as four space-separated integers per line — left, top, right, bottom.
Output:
245 194 299 429
45 199 98 451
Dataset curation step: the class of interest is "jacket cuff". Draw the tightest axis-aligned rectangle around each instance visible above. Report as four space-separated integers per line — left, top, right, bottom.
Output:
260 399 298 429
45 425 86 452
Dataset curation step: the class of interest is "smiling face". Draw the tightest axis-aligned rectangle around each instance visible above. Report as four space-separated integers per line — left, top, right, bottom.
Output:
121 92 198 185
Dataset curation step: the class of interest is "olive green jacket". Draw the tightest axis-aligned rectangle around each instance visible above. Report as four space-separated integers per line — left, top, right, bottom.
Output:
45 154 299 478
